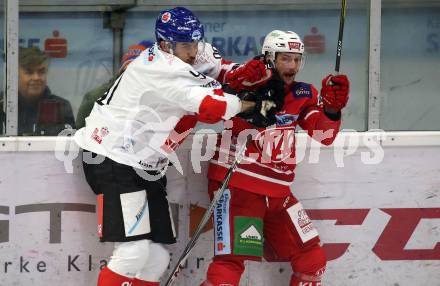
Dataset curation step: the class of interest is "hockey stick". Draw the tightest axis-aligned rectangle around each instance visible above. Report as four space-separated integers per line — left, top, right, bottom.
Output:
164 140 249 286
334 0 347 74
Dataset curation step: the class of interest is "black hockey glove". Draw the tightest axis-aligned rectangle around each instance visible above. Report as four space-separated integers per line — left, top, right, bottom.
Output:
237 91 276 128
237 71 285 128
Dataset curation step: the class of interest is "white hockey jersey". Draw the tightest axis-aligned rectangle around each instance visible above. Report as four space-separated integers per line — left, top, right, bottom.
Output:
74 43 240 171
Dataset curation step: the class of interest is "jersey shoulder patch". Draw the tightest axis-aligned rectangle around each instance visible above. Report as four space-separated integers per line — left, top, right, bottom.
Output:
291 82 313 99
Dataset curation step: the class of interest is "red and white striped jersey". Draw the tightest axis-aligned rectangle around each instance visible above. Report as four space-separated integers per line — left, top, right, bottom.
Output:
208 81 342 198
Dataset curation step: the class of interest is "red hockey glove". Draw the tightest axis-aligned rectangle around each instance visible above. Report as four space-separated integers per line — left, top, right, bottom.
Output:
225 59 272 92
321 74 350 112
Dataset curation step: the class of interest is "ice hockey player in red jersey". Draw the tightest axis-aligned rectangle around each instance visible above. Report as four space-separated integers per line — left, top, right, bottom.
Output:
201 30 350 286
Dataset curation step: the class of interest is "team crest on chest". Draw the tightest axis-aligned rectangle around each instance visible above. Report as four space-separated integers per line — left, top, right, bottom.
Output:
292 82 312 99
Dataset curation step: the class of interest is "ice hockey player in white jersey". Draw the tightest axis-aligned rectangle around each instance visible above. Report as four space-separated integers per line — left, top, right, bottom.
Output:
74 6 277 286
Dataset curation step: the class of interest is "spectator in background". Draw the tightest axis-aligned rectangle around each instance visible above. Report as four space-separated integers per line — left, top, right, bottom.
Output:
0 47 75 135
75 40 152 129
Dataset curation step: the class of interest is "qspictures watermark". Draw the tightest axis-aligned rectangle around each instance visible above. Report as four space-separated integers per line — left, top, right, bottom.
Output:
54 126 386 179
54 99 386 180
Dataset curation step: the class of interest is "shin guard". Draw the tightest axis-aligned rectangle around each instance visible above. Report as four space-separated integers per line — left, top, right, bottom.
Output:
289 244 327 286
132 278 159 286
289 245 326 286
201 258 244 286
97 267 133 286
290 272 324 286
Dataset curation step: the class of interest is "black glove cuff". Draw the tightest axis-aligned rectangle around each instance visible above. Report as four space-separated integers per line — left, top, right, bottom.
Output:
324 110 341 121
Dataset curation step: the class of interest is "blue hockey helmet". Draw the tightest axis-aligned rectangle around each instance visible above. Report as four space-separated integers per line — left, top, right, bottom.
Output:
155 7 204 43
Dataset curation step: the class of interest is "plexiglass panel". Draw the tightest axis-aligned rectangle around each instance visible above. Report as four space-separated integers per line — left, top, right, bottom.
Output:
381 7 440 131
0 1 5 136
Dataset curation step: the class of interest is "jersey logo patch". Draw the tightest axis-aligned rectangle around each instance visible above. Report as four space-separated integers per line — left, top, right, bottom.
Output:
233 216 264 257
240 225 262 240
214 189 231 255
292 82 312 99
120 190 151 237
147 47 156 62
143 46 159 65
287 202 318 243
91 127 109 144
275 114 299 126
200 80 221 88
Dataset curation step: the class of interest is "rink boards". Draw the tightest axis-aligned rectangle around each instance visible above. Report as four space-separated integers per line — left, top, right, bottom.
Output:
0 132 439 286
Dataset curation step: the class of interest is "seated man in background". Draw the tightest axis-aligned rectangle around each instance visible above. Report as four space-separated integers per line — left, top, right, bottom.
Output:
0 47 75 135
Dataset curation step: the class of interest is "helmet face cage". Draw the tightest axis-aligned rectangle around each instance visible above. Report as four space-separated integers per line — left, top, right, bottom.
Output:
262 30 306 71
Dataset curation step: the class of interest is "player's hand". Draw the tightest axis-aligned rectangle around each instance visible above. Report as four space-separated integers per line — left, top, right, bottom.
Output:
321 74 350 113
225 59 272 92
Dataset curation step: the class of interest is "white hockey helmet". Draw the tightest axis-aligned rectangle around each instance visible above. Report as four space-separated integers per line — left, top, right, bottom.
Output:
262 30 305 66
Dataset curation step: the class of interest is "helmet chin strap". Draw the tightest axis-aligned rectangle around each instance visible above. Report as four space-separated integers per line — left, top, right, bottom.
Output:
167 42 175 55
263 47 285 67
263 51 276 69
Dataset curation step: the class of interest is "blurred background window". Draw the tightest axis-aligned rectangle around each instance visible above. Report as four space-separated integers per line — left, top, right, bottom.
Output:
380 5 440 131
